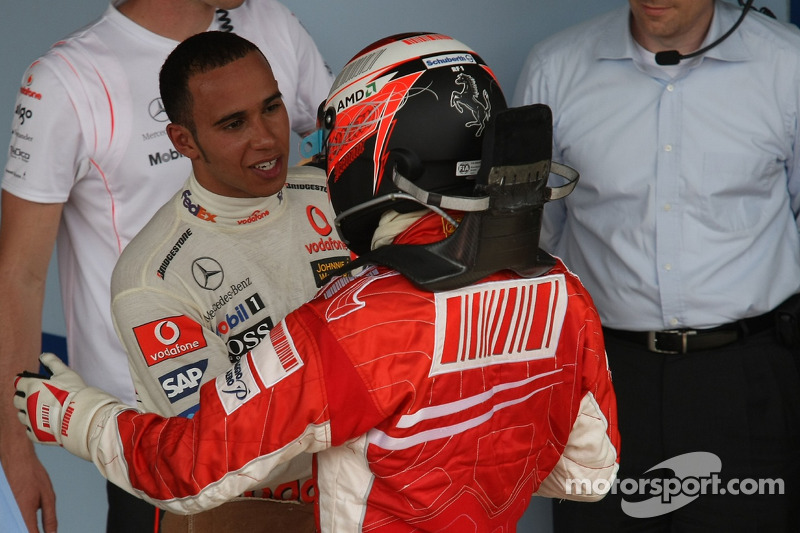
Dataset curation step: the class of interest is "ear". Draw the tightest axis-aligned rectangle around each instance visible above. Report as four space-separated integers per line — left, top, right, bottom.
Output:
167 123 201 160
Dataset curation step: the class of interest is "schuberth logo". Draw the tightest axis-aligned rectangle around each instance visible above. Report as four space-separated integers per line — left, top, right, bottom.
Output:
133 315 208 367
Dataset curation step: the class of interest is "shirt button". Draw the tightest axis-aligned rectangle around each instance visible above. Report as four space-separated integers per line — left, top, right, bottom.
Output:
664 203 672 211
670 318 679 326
664 144 673 152
664 263 672 271
667 84 675 92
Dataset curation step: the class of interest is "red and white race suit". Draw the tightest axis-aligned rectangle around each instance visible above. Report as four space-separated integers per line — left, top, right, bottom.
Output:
90 213 620 532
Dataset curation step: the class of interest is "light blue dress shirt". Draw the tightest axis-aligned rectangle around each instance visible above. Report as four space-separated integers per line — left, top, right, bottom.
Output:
1 463 26 532
513 1 800 330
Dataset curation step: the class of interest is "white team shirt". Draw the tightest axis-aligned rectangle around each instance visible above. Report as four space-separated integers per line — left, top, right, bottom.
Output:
2 2 333 404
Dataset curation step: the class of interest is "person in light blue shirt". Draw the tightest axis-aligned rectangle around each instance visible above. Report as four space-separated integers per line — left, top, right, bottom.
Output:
514 0 800 531
1 464 26 533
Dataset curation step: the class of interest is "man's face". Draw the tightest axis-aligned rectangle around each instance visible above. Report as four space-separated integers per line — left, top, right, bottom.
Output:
629 0 715 53
174 51 290 198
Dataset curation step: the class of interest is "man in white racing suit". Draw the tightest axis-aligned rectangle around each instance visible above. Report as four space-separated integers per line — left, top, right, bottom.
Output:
108 32 346 531
15 33 620 532
0 1 333 530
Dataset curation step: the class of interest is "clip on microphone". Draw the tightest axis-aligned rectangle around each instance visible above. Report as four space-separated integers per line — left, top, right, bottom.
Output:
654 0 755 65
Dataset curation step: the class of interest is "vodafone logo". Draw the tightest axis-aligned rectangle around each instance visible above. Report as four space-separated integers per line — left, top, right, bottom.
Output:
154 320 180 345
133 315 208 367
306 205 332 236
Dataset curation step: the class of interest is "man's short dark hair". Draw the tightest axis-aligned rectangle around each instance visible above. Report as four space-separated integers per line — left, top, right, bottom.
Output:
159 31 267 130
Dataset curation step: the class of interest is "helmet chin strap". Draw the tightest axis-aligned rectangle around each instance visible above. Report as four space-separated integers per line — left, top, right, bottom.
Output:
334 104 580 292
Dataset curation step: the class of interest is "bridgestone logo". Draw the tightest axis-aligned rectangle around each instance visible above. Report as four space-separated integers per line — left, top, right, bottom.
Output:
157 229 192 279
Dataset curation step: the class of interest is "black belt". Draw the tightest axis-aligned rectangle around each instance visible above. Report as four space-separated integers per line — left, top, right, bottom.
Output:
603 311 775 354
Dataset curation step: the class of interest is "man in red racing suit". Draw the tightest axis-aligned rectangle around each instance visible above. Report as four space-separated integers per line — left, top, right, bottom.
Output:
17 211 618 531
14 32 619 532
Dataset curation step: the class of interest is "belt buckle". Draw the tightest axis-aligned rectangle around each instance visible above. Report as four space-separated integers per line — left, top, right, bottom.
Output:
646 330 696 354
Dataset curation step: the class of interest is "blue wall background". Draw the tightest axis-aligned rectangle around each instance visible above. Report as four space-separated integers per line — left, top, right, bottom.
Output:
0 1 791 531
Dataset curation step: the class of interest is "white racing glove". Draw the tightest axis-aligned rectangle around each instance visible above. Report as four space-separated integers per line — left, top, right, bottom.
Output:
14 352 122 462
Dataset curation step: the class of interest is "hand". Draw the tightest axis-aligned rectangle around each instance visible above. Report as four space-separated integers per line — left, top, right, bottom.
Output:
14 353 120 462
0 440 57 533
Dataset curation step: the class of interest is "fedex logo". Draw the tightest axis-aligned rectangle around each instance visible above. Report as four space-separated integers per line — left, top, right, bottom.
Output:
182 190 217 222
159 360 208 403
133 315 207 367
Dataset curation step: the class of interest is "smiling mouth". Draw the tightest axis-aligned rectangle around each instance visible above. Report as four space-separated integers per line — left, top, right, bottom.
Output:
254 160 277 171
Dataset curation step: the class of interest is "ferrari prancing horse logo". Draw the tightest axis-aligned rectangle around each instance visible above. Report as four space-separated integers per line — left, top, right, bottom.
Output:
450 73 491 137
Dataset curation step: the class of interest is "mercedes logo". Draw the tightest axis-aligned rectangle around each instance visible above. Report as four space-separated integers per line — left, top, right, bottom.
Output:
192 257 224 290
148 98 169 122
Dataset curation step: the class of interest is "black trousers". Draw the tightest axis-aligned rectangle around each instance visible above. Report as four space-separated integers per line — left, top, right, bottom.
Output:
106 481 162 533
553 328 800 532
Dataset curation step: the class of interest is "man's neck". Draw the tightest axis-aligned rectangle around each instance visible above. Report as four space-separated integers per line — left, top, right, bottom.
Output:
116 0 217 41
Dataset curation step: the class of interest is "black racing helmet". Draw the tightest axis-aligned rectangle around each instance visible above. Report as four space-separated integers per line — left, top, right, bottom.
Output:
322 33 507 255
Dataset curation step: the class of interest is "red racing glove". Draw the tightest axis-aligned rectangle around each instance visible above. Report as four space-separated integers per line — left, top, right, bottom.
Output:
14 353 121 462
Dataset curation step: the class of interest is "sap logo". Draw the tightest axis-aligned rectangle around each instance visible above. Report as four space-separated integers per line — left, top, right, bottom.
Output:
159 360 208 402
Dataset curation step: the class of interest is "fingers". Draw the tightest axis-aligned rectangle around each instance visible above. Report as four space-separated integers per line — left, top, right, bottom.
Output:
39 352 65 375
40 484 59 533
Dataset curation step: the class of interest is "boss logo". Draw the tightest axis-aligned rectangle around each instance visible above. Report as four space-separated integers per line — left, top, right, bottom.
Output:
226 316 275 363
